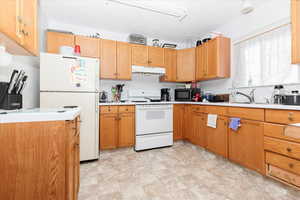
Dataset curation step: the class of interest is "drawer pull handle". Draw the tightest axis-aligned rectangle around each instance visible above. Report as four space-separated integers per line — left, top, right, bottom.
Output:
288 112 294 121
287 148 292 152
289 163 294 168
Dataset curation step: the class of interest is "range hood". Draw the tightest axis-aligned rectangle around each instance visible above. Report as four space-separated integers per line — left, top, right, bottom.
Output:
132 65 166 75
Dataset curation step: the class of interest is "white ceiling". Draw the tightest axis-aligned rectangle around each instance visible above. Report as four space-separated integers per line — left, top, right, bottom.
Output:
41 0 272 41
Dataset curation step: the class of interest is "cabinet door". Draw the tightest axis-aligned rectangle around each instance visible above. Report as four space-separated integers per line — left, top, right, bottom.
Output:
118 113 135 147
229 120 264 174
173 105 185 140
191 112 206 147
132 44 148 66
74 134 80 199
206 116 228 158
177 48 195 82
117 41 132 80
292 0 300 64
0 0 20 43
100 39 117 79
161 48 177 82
100 114 118 150
75 35 100 58
148 46 164 67
21 0 38 55
46 31 75 54
196 45 207 80
207 39 218 78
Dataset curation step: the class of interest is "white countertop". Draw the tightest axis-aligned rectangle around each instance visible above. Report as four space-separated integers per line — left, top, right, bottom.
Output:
0 108 81 123
99 101 300 111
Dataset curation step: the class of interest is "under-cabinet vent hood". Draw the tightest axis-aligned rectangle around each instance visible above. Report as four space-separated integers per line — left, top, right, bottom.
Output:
132 65 166 75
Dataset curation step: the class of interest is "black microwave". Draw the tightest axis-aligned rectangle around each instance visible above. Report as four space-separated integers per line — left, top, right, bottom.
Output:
175 88 201 101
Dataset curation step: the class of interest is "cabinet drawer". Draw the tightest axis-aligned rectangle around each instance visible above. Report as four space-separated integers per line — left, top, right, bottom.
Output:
265 109 300 124
264 123 300 143
228 107 264 121
264 137 300 159
100 106 118 114
265 152 300 175
190 105 205 113
118 106 135 113
267 165 300 188
205 106 228 115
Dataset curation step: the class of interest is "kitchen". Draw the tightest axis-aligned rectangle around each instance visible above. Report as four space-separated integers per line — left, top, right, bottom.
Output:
1 0 300 199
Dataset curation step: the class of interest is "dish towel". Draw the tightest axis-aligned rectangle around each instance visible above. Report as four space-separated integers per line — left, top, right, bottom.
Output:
229 118 241 131
207 114 218 128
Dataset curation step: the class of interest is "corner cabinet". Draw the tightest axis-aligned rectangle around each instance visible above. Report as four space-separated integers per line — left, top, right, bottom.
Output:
0 0 39 55
100 106 135 150
196 37 230 81
292 0 300 64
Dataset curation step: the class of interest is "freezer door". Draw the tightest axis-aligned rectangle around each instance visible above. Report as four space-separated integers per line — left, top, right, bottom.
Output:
40 53 99 92
40 92 99 161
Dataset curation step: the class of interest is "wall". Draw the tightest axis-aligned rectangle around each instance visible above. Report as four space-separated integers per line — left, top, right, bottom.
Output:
198 0 297 103
0 56 40 109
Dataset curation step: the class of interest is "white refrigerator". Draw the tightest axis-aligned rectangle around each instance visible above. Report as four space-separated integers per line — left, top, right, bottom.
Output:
40 53 100 161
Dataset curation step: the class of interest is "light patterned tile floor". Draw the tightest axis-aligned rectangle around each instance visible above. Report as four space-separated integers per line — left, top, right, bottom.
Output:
79 141 300 200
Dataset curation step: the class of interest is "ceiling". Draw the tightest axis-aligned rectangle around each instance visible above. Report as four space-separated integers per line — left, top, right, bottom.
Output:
41 0 272 41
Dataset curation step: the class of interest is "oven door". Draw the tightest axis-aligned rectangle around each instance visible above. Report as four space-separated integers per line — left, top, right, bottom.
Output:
136 104 173 136
175 89 191 101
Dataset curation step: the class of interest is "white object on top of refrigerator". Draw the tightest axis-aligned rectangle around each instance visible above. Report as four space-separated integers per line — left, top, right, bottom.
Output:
40 53 99 161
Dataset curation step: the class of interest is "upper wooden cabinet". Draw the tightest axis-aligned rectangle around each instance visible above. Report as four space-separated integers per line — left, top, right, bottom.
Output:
292 0 300 64
116 41 132 80
75 35 100 58
177 48 196 82
101 39 117 79
160 48 177 82
132 44 165 67
46 31 75 54
132 44 148 66
0 0 38 55
196 37 230 81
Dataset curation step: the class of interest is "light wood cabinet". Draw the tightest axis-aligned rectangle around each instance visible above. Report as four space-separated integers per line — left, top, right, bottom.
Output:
206 116 228 158
100 106 135 150
132 44 148 66
47 31 75 54
196 37 230 81
100 39 117 79
177 48 196 82
117 41 132 80
160 48 177 82
132 44 165 67
0 0 38 55
190 111 206 147
292 0 300 64
0 118 80 200
75 35 100 58
148 46 165 67
173 104 186 141
229 120 264 174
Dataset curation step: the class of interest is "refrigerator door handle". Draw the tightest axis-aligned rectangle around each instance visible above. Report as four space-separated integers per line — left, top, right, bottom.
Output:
62 56 78 60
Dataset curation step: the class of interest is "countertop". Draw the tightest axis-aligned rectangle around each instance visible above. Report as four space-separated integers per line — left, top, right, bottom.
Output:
0 107 81 123
99 101 300 111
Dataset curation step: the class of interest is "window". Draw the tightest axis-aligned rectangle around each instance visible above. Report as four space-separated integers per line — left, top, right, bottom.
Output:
233 24 300 88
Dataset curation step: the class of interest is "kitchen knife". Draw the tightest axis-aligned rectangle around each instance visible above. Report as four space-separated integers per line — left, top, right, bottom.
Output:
13 70 25 94
18 76 28 95
7 70 19 94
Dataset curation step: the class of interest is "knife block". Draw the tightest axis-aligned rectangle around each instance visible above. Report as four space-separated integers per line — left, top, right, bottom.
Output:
0 94 23 110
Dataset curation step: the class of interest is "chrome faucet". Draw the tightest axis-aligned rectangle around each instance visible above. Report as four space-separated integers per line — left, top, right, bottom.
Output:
235 89 256 103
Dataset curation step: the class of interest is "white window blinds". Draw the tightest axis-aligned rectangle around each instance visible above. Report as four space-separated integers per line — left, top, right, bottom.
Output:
233 24 300 88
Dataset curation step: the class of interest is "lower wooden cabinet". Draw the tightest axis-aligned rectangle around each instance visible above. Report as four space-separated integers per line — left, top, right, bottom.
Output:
229 119 265 174
0 117 80 200
173 104 186 140
206 116 228 158
100 106 135 150
190 110 206 147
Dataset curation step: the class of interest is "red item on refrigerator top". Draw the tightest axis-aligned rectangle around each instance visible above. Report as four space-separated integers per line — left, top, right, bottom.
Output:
74 45 81 55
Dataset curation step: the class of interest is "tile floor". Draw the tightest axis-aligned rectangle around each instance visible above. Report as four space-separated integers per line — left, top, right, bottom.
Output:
79 141 300 200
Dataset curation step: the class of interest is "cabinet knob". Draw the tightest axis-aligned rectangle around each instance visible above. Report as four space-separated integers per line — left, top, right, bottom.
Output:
289 163 294 168
288 112 294 121
286 147 292 152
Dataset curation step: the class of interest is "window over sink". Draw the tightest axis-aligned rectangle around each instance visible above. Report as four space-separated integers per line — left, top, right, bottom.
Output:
233 24 300 88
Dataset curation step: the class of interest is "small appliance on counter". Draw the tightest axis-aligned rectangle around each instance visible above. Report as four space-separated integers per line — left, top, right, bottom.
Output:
282 91 300 106
161 88 171 102
175 88 201 101
99 91 108 103
0 70 27 110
